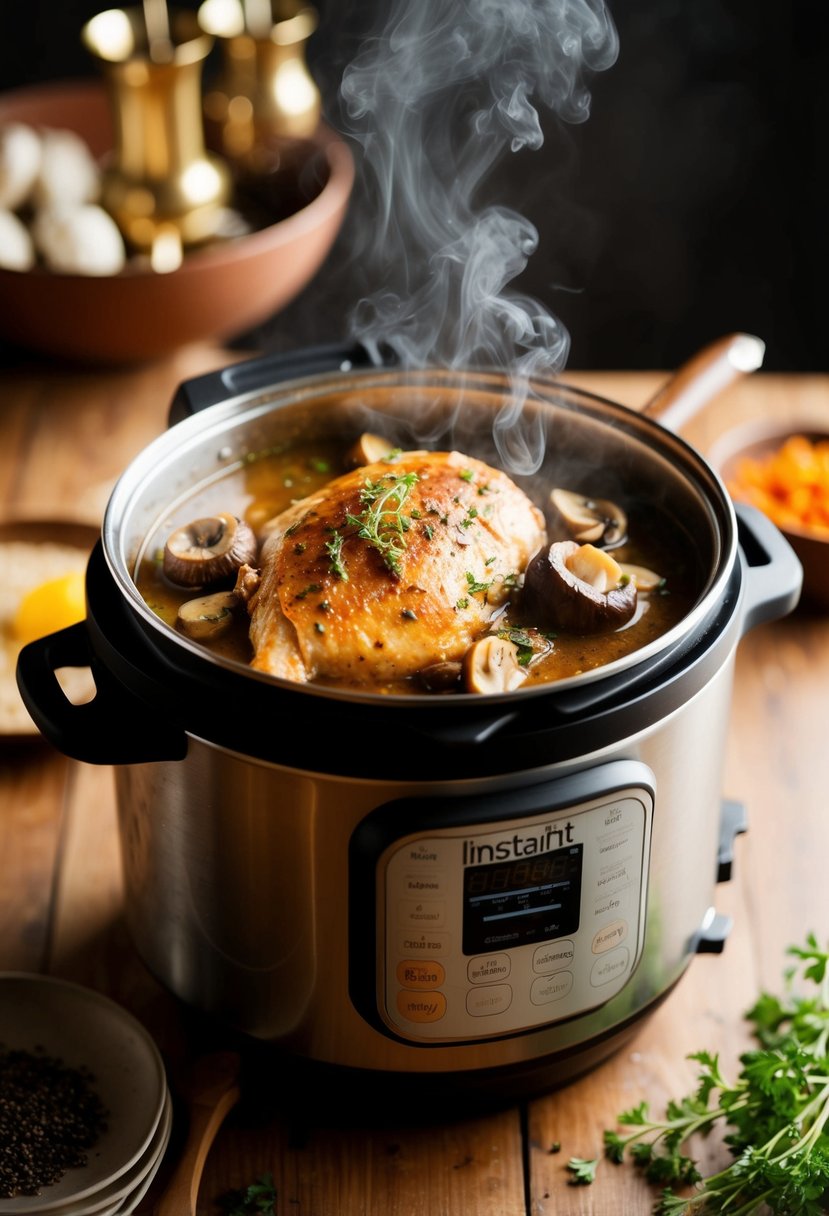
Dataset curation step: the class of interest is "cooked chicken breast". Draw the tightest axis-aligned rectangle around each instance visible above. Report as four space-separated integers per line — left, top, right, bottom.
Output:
246 450 546 687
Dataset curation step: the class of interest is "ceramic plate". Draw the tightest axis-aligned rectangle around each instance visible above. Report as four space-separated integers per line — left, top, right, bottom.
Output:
0 974 167 1211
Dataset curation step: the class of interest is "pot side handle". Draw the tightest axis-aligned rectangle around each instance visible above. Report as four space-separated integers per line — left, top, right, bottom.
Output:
736 502 803 634
168 341 390 424
16 622 188 765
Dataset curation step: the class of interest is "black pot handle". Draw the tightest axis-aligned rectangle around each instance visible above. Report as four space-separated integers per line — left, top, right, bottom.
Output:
736 502 803 634
168 341 391 424
16 622 187 765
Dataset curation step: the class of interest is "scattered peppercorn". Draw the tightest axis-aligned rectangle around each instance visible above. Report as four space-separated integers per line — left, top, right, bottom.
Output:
0 1046 108 1197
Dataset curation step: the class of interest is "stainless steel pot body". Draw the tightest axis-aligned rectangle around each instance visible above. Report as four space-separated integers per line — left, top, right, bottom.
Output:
114 651 736 1076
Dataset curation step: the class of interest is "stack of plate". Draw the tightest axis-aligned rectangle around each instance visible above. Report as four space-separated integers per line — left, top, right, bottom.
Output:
0 974 172 1216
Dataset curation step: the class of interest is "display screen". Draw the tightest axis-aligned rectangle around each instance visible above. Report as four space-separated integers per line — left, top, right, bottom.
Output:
462 844 583 955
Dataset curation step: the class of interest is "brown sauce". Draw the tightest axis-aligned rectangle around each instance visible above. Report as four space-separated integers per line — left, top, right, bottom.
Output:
136 440 697 694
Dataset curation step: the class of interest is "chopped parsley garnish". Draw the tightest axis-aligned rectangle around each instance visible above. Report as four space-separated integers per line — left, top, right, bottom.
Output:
293 541 307 554
455 597 470 610
295 583 322 600
401 608 417 621
422 524 434 540
309 457 331 473
459 468 475 482
498 627 535 666
465 572 493 596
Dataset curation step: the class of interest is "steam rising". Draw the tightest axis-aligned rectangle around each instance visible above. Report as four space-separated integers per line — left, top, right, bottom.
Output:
339 0 618 473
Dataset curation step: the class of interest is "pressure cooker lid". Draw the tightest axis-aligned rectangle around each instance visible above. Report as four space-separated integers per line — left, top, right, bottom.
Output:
101 363 738 709
81 535 747 778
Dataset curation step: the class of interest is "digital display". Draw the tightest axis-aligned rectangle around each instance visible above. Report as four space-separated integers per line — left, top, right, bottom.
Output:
462 844 583 955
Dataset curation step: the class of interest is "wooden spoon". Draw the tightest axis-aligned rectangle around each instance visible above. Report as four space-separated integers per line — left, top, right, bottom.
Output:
642 332 766 434
155 1051 242 1216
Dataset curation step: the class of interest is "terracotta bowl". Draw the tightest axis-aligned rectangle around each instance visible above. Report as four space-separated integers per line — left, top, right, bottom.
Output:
709 419 829 610
0 79 354 364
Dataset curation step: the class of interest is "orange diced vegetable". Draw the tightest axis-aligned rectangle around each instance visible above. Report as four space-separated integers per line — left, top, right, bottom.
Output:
727 434 829 538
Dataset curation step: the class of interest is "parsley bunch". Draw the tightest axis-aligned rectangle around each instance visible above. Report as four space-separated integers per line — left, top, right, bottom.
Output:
604 935 829 1214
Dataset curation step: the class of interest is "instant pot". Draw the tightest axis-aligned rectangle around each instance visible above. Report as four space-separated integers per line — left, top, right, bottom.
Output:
18 344 802 1099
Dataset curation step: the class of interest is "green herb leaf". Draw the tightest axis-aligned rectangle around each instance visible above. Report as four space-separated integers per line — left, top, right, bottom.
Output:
567 1156 599 1185
219 1172 277 1216
602 935 829 1214
325 530 348 581
346 472 419 576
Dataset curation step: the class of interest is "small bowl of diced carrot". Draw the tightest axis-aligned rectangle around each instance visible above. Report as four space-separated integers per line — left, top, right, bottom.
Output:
708 421 829 609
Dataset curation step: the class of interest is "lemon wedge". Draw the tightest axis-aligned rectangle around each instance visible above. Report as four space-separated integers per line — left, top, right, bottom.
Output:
13 572 86 646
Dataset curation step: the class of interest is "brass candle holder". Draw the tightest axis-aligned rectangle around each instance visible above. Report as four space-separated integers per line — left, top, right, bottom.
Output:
82 5 231 271
198 0 321 169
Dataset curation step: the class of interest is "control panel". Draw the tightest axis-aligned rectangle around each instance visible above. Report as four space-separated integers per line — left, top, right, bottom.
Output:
352 762 654 1045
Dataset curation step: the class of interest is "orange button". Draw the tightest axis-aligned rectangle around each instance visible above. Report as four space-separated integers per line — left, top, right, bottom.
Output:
396 990 447 1023
592 920 628 953
396 959 447 989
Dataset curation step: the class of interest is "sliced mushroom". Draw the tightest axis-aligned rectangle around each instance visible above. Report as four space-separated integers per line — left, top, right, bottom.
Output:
163 514 258 587
463 635 528 694
549 489 628 548
617 563 663 592
416 660 463 692
177 591 238 640
521 541 637 634
346 433 399 467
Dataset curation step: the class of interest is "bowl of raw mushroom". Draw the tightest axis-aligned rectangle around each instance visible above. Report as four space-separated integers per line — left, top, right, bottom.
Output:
0 79 354 364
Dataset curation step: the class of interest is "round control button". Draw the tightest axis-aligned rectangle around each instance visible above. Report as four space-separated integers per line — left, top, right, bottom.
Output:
397 931 451 957
465 984 512 1017
396 990 447 1023
590 945 630 987
592 920 628 953
467 953 511 984
530 971 574 1005
396 959 446 989
533 940 575 974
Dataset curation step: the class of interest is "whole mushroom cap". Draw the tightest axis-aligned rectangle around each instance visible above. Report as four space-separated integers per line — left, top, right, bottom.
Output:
521 540 637 634
32 204 126 276
0 208 35 271
0 122 42 211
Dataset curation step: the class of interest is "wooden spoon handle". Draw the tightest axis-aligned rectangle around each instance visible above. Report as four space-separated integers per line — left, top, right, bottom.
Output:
642 332 765 433
155 1058 241 1216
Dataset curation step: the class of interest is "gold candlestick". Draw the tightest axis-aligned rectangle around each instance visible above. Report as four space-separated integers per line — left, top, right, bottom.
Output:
199 0 321 167
83 6 231 268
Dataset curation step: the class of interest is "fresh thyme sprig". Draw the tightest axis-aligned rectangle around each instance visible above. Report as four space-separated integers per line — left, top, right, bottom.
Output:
345 472 419 576
325 530 348 581
602 934 829 1215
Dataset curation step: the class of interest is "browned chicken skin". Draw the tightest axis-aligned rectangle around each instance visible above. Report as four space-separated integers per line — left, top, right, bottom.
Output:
246 450 546 687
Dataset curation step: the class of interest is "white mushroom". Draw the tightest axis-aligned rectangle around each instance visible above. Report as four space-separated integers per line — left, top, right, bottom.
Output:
177 591 238 640
0 122 42 211
32 204 126 276
32 128 100 209
0 209 35 271
463 635 528 694
346 433 399 467
550 489 628 548
521 541 637 634
617 563 663 592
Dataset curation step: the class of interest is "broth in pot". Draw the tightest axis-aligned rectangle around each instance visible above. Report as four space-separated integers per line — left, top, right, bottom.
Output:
137 430 697 696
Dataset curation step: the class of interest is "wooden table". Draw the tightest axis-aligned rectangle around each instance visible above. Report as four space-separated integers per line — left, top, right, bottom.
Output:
2 347 828 1214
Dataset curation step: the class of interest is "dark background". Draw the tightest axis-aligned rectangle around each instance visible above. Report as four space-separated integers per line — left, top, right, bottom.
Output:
2 0 827 371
